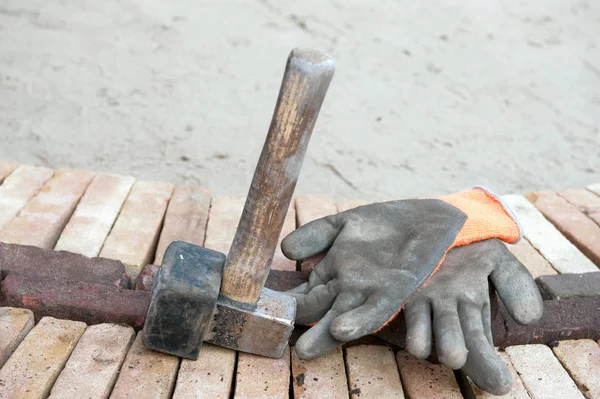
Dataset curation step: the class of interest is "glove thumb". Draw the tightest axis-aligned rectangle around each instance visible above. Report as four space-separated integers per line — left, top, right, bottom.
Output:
281 214 342 260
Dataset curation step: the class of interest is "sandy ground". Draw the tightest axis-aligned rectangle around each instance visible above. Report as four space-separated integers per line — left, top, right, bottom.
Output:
0 0 599 201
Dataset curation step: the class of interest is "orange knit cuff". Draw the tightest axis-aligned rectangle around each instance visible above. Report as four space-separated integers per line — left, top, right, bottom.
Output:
437 186 522 248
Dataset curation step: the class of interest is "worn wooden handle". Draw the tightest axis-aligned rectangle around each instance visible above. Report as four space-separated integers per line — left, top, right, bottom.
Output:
221 48 335 304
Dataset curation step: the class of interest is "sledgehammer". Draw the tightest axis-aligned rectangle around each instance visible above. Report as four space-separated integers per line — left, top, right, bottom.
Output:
142 48 335 359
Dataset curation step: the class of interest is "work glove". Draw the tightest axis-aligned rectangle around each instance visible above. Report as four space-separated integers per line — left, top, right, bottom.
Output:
403 238 543 395
282 187 522 360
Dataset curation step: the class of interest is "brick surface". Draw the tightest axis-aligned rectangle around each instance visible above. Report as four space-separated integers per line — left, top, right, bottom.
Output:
536 272 600 300
559 188 600 225
468 349 531 399
528 191 600 266
395 350 462 398
295 195 337 272
110 331 180 398
234 347 290 399
172 344 236 399
345 345 405 398
502 195 598 273
203 196 245 254
0 317 87 399
0 168 95 249
336 199 368 213
134 263 160 290
49 323 136 399
99 180 174 282
291 347 348 399
505 344 584 399
505 239 557 278
154 185 211 264
587 183 600 197
54 173 135 257
0 161 17 184
0 165 54 230
272 200 297 271
0 307 34 368
552 339 600 399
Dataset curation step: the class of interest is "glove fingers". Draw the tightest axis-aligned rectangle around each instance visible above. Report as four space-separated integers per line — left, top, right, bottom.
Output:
404 299 432 359
285 257 335 295
432 301 468 370
482 301 493 346
459 302 513 396
288 281 338 325
294 292 365 360
281 214 342 260
329 293 397 341
489 250 543 325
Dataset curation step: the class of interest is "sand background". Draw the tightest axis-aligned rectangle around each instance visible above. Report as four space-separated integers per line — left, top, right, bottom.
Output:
1 0 599 201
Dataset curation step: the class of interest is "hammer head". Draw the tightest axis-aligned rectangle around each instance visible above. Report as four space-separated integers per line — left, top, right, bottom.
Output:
142 241 296 359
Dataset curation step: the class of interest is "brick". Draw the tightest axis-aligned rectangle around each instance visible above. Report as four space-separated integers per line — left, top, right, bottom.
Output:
1 274 150 330
0 165 54 230
345 345 405 398
528 191 600 266
395 350 462 398
587 183 600 197
536 272 600 300
99 180 174 282
172 344 236 399
505 239 557 278
502 195 597 273
54 173 135 257
110 331 179 398
48 324 136 399
295 195 337 272
336 199 367 213
291 347 348 399
0 242 129 288
468 349 530 399
134 264 160 290
552 339 600 399
154 185 211 264
0 307 34 368
204 196 245 254
0 161 17 184
559 189 600 225
505 344 584 399
272 200 297 271
0 317 87 399
0 168 95 249
234 346 290 399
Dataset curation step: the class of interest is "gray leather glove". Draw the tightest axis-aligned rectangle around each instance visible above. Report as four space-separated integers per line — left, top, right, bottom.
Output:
403 238 543 396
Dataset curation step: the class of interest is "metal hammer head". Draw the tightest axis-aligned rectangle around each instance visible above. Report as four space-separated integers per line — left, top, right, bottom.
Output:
142 241 295 359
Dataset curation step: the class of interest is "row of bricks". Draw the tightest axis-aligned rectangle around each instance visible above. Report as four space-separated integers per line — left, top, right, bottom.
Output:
2 308 600 398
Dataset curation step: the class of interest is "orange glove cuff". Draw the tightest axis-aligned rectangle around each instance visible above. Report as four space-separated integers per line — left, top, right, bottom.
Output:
436 186 522 248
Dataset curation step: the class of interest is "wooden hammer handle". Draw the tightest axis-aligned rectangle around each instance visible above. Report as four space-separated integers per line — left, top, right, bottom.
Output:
221 48 335 304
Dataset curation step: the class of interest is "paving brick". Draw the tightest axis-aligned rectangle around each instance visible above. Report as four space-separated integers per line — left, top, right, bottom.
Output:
505 344 584 399
527 191 600 267
0 317 87 399
204 196 245 254
54 173 135 257
468 349 531 399
587 183 600 197
110 331 180 398
0 161 17 184
0 307 34 368
48 323 136 399
272 200 297 271
502 195 598 274
551 339 600 399
0 168 95 249
505 239 557 278
336 199 368 213
291 347 348 399
1 274 150 330
559 188 600 225
536 272 600 300
99 180 174 282
154 185 211 264
0 165 54 230
134 263 160 290
234 346 290 399
345 345 405 398
395 350 462 398
172 344 236 399
295 195 337 272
